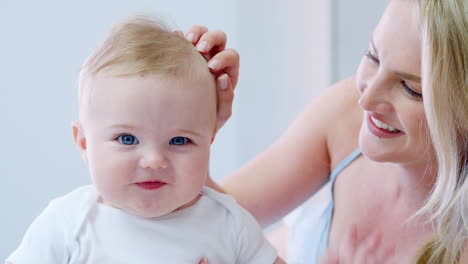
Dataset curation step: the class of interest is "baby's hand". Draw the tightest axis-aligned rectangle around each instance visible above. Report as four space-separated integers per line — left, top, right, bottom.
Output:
319 225 396 264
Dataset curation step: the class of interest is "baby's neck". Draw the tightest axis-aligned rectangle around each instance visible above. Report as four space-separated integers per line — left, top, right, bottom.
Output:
96 192 203 218
175 193 203 211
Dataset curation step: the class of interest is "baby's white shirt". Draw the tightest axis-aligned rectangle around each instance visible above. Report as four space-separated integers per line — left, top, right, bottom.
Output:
7 185 277 264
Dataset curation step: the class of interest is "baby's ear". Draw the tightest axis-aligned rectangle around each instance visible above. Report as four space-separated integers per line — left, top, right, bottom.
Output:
72 121 88 164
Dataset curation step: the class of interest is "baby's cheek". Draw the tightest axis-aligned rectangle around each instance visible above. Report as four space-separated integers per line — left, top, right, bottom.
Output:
92 164 126 193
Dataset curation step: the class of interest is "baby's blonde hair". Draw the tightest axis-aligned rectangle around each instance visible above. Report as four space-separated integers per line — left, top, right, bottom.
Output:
78 15 213 105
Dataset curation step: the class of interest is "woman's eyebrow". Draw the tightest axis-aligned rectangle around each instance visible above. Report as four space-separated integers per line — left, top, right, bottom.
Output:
370 33 421 83
395 71 421 83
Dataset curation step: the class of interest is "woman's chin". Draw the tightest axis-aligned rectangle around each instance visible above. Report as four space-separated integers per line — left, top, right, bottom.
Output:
359 134 399 163
360 146 392 162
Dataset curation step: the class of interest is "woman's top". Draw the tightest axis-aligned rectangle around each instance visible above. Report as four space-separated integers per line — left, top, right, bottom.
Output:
286 149 362 264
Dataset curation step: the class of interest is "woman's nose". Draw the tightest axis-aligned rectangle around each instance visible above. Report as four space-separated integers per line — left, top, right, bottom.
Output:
139 149 169 169
358 75 393 114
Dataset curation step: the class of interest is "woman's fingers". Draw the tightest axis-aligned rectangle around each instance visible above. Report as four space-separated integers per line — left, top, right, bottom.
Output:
209 48 240 89
321 226 396 264
183 25 238 130
195 29 227 54
318 248 340 264
185 25 208 44
351 231 396 264
382 244 396 261
354 231 381 264
339 224 359 262
215 74 234 130
198 258 208 264
185 27 227 53
185 27 228 61
184 26 239 91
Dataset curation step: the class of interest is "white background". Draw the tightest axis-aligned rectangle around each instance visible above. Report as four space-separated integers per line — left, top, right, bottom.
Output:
1 0 386 258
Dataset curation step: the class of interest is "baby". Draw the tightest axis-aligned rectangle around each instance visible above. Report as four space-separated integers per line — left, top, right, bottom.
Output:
7 16 282 264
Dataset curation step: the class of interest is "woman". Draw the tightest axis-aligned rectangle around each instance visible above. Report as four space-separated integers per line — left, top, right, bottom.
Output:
321 0 468 262
190 0 467 262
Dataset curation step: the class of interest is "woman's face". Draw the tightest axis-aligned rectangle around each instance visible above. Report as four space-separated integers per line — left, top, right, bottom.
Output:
356 0 432 167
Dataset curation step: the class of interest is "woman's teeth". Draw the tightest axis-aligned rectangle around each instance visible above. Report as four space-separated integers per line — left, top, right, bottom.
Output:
371 116 400 132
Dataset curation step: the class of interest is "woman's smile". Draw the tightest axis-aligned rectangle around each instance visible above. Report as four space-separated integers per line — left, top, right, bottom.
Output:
366 113 404 138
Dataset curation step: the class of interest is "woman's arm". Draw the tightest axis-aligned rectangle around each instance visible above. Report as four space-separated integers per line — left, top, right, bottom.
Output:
188 27 360 227
222 78 361 227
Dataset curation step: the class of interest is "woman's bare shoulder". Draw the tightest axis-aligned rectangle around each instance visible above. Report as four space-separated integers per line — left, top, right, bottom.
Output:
319 76 363 167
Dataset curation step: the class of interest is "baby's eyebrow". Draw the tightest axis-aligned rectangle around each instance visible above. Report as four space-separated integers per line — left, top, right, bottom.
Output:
108 124 136 130
176 129 201 138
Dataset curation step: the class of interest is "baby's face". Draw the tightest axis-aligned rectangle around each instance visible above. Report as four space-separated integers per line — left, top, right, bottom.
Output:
78 72 216 218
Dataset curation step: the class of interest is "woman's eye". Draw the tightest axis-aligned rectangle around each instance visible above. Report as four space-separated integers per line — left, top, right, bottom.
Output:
169 136 190 145
365 50 380 64
401 81 423 100
117 134 139 145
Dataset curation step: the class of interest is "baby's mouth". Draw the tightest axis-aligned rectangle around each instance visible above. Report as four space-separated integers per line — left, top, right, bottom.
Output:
135 181 166 190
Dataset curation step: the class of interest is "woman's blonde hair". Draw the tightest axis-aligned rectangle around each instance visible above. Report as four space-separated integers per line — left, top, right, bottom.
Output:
417 0 468 262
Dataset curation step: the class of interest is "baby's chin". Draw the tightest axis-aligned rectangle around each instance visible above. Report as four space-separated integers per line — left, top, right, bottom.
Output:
102 195 202 219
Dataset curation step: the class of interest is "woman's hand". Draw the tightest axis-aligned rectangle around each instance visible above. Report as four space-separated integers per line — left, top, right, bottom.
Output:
199 257 285 264
319 225 396 264
185 25 239 131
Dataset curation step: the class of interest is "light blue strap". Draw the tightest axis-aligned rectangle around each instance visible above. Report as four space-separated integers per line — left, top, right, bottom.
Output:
320 149 362 261
329 149 362 183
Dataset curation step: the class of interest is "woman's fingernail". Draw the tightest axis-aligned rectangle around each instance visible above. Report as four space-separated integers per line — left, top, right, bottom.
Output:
185 32 195 42
218 75 228 90
208 59 220 70
197 41 209 52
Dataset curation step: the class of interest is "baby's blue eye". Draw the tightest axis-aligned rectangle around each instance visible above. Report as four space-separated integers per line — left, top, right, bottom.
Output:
117 134 139 145
169 137 190 145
